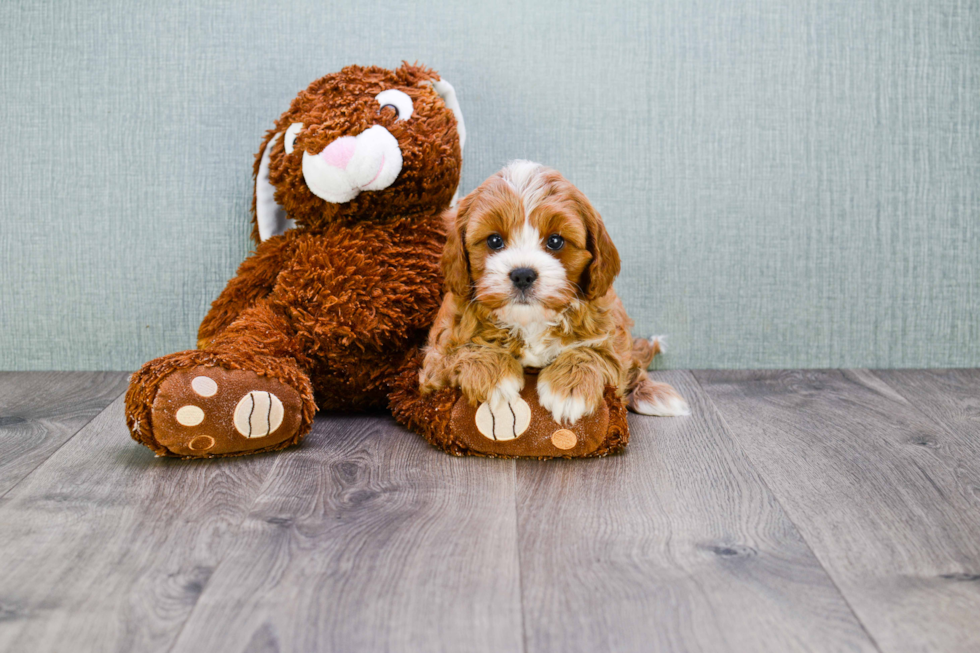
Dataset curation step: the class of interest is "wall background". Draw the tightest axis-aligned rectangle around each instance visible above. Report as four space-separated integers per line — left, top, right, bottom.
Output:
1 0 978 371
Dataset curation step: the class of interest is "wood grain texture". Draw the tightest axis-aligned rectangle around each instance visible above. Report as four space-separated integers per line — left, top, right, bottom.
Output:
873 369 980 441
697 369 980 653
0 394 278 653
169 414 523 653
4 370 979 652
0 371 129 495
515 371 877 653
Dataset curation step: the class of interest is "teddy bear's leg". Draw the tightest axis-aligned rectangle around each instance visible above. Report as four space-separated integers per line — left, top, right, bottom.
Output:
126 302 316 458
389 354 631 459
195 235 292 349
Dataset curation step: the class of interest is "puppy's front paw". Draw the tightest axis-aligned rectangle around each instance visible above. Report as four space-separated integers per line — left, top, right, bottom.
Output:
418 366 445 396
537 377 602 425
457 365 524 407
487 375 522 408
451 347 524 407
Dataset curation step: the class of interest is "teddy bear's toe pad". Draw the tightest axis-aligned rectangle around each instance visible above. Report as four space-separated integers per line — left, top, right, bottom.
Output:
150 366 303 457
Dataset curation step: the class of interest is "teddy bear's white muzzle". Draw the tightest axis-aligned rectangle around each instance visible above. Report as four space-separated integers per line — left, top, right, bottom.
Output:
301 125 403 204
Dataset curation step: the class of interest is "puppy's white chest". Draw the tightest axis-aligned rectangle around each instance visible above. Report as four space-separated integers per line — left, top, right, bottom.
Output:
494 305 563 368
515 322 562 368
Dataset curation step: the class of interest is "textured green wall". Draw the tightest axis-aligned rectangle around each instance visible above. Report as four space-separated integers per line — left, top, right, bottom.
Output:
1 0 978 371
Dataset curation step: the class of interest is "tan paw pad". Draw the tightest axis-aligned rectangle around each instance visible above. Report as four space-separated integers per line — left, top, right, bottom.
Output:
175 405 205 426
191 376 218 397
188 435 215 452
551 429 578 450
233 391 284 438
475 397 532 441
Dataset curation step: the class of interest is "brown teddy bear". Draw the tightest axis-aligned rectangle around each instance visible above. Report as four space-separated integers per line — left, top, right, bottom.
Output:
125 63 465 457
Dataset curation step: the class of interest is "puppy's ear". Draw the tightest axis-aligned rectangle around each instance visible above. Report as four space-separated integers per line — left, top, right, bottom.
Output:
441 199 472 297
580 198 620 300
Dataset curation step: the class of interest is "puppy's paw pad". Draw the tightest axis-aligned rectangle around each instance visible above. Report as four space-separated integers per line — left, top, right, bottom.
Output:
475 396 531 441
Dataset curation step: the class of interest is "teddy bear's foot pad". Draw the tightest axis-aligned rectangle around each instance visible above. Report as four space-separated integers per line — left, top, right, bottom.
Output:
150 366 303 457
450 375 611 458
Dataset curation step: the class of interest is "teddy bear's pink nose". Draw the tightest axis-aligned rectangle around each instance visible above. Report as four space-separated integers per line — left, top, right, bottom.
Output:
319 137 357 170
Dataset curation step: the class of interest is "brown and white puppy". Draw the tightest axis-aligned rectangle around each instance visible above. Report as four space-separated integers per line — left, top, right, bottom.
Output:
420 160 689 424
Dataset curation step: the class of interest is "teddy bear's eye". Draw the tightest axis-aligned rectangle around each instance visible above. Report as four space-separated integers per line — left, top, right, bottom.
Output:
284 122 303 154
375 89 413 121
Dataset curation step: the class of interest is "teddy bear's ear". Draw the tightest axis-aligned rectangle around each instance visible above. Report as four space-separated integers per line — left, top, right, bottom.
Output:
255 131 296 242
431 78 466 152
429 78 466 206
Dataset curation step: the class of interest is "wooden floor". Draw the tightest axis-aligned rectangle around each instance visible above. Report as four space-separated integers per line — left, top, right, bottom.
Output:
1 370 979 652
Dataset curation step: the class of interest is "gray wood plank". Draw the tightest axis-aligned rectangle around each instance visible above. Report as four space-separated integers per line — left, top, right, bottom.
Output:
0 394 278 653
0 371 129 495
872 369 980 442
169 414 523 653
696 369 980 653
515 371 877 653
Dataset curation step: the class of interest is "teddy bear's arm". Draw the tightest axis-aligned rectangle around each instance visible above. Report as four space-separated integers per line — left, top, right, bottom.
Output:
197 236 293 348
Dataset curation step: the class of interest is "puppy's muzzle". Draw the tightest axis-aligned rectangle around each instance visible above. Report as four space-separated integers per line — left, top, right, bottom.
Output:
509 267 538 292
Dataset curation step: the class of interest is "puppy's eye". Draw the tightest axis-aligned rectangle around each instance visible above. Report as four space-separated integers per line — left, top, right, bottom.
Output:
375 89 414 121
486 234 505 251
546 234 565 251
284 122 303 154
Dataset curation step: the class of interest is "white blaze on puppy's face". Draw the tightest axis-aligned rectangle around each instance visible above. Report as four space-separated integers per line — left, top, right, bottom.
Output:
466 160 591 316
479 222 568 308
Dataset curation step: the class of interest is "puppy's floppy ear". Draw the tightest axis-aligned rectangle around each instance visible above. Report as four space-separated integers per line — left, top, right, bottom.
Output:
579 197 621 300
440 197 472 297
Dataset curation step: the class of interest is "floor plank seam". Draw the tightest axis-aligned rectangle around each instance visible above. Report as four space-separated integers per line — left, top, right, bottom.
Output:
512 461 529 653
866 369 954 436
163 448 288 653
689 370 888 653
0 385 129 502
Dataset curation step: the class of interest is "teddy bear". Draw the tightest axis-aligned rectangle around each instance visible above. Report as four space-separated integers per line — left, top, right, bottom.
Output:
125 63 465 457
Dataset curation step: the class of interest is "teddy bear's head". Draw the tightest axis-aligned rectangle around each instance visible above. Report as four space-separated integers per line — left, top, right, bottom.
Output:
252 63 465 241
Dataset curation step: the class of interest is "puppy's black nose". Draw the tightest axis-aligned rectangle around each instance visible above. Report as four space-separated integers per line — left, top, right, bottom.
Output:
509 267 538 291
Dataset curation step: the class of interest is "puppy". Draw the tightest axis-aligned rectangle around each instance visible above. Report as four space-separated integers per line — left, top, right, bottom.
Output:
420 161 690 424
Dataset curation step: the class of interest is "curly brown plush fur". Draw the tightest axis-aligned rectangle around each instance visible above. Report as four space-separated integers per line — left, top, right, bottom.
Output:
125 63 461 457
